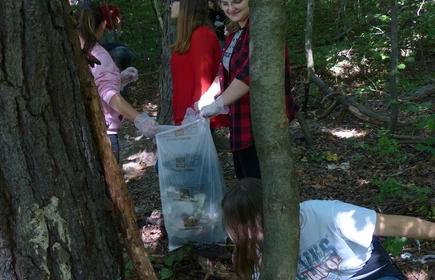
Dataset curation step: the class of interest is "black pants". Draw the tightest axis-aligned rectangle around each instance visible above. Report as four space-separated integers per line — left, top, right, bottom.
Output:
351 240 406 280
232 145 261 180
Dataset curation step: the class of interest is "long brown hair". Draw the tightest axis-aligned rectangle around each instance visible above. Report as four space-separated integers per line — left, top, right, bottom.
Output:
75 2 105 54
171 0 212 54
222 178 264 280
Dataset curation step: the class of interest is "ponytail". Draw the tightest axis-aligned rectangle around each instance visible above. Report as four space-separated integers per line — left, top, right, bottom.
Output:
75 2 105 54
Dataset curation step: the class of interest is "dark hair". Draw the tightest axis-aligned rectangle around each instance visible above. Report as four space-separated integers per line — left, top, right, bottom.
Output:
222 178 264 280
75 2 105 54
171 0 213 54
208 0 220 11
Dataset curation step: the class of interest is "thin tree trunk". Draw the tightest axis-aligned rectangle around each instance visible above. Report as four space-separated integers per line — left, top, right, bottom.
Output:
65 3 157 279
338 0 346 32
304 0 314 112
157 2 176 124
250 0 300 279
151 0 164 32
388 0 399 133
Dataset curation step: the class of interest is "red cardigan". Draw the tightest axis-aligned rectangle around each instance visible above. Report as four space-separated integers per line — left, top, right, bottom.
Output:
171 26 228 128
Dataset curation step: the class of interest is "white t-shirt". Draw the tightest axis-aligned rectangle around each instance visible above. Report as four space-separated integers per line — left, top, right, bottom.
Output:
297 200 377 280
222 29 242 71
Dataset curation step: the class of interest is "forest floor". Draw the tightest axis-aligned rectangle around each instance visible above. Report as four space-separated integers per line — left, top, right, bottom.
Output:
118 71 435 279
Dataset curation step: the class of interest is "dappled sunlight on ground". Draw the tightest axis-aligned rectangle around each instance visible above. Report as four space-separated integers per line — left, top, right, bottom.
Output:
321 127 367 138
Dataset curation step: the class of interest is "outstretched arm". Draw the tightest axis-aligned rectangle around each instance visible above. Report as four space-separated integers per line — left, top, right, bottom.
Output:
109 93 139 122
375 213 435 239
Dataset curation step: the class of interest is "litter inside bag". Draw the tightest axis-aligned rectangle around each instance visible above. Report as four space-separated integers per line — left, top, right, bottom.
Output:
155 119 227 251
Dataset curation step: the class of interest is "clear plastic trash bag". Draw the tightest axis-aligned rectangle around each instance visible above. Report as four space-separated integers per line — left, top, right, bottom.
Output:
155 118 227 251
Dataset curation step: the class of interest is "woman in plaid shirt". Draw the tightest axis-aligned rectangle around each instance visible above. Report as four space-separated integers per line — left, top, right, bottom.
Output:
196 0 299 179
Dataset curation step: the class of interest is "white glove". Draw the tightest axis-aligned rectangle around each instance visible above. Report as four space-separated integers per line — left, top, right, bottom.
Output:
134 113 157 138
199 96 229 118
194 91 216 111
120 67 138 87
181 107 198 125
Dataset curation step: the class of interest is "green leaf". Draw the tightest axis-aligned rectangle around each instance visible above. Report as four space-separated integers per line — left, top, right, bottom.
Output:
397 63 406 69
426 137 435 146
125 260 133 269
311 154 325 163
183 243 194 252
428 119 435 131
384 237 408 257
149 254 155 263
159 268 174 280
165 255 176 267
176 250 185 262
421 102 432 108
408 105 419 112
415 144 427 152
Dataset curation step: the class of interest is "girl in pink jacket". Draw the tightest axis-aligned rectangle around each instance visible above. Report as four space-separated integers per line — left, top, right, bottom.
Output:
75 2 156 162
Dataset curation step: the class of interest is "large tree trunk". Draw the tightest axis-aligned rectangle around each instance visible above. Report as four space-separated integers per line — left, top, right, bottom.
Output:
157 2 176 125
250 0 300 279
0 1 122 279
0 1 156 279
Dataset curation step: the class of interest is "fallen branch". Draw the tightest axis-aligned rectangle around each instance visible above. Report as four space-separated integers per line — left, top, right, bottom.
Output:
408 84 435 101
310 75 413 126
316 100 338 120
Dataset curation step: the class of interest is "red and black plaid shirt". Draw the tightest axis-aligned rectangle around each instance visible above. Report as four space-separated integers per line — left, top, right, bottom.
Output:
218 21 299 152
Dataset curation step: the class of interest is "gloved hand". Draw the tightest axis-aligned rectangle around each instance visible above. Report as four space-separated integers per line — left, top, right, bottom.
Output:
120 67 138 87
194 92 216 112
199 96 229 118
134 113 157 138
181 107 198 125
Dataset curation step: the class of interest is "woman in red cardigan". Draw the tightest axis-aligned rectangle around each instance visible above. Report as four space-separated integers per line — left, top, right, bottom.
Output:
170 0 228 129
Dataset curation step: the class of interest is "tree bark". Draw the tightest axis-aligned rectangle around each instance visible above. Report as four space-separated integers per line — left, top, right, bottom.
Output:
65 7 158 280
250 0 300 279
0 1 157 279
157 2 176 125
0 1 122 279
151 0 164 32
304 0 314 112
388 0 399 133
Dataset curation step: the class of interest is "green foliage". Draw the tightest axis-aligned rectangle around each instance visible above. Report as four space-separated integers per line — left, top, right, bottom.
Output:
158 243 193 280
310 153 325 163
124 260 133 278
146 247 156 263
285 0 435 101
159 268 174 280
383 237 409 257
414 113 435 155
372 178 431 206
361 129 408 163
372 178 402 204
111 0 162 70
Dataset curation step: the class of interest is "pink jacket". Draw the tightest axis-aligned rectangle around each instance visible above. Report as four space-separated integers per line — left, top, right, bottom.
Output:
89 44 123 134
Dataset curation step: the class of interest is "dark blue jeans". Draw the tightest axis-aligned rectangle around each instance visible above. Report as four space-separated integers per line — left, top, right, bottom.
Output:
108 134 120 163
